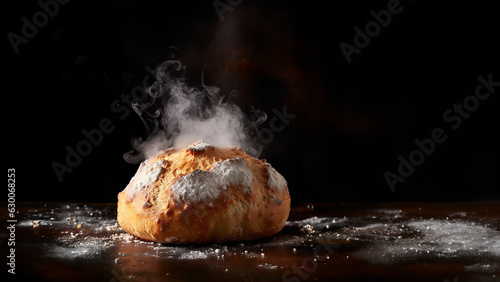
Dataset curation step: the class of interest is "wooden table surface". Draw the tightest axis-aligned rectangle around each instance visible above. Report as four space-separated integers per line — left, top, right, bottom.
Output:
1 202 499 281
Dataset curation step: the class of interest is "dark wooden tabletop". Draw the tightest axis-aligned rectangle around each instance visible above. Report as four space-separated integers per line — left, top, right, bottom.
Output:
1 202 499 281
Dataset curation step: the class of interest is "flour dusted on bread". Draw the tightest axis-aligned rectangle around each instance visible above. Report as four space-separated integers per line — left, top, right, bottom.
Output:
170 158 253 204
187 140 214 152
117 141 291 244
125 159 165 201
266 163 288 193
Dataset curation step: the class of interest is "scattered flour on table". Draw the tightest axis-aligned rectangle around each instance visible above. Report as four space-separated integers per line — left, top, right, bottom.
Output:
353 219 500 264
406 220 500 256
286 216 348 230
180 250 209 260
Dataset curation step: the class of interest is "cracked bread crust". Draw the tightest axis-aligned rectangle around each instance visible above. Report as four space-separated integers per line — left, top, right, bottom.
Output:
117 142 291 244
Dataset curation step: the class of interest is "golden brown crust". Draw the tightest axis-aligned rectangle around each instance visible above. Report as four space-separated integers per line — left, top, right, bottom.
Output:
117 142 291 244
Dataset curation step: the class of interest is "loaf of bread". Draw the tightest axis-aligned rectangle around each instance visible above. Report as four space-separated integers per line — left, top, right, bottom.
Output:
117 141 291 244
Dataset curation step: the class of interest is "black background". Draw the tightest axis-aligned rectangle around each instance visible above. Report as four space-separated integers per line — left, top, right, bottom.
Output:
4 0 499 204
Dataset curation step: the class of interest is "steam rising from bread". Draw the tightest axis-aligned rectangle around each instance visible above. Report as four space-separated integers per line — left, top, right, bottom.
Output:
124 60 266 163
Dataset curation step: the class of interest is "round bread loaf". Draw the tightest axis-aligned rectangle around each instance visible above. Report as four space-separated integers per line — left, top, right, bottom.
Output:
117 141 291 244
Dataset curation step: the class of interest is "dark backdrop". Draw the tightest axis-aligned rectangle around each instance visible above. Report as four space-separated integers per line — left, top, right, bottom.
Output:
4 0 499 204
